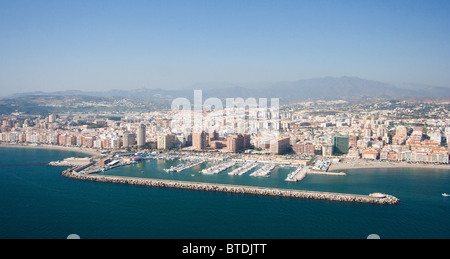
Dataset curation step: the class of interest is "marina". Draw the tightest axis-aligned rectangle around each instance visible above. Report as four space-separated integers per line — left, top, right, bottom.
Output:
56 152 351 181
164 160 206 173
202 161 236 175
228 162 258 176
250 164 277 177
285 167 346 182
62 169 400 205
50 152 402 205
285 167 308 182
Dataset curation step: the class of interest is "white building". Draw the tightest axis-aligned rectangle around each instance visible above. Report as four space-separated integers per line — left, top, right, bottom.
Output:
93 139 103 149
428 131 442 145
348 148 360 159
322 144 334 157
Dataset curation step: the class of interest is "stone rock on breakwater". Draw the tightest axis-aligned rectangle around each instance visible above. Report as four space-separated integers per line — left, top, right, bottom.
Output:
62 170 400 205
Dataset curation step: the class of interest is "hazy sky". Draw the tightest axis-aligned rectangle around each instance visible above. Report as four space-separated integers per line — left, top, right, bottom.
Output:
1 0 449 95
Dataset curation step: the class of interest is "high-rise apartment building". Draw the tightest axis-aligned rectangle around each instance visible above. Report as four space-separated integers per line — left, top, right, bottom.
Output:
396 126 408 137
445 127 450 146
349 135 357 148
83 136 95 148
393 126 408 145
226 134 244 153
333 135 349 155
157 134 176 150
322 144 334 157
123 133 136 148
292 142 315 155
270 137 291 155
428 131 442 145
192 131 207 151
48 114 56 123
243 134 251 150
137 124 146 147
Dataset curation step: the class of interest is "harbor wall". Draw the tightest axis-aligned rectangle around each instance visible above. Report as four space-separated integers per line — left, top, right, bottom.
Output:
62 170 400 205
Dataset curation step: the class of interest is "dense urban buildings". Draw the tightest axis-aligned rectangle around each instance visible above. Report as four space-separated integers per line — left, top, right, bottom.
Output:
0 99 449 164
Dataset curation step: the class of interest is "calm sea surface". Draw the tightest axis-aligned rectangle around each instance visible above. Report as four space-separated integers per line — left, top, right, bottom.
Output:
1 147 449 239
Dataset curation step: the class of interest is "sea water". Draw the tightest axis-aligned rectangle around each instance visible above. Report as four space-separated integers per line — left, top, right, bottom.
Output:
0 147 449 239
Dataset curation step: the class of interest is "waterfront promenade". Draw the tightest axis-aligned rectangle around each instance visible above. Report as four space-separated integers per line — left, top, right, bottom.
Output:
329 159 450 171
62 169 400 205
0 143 101 156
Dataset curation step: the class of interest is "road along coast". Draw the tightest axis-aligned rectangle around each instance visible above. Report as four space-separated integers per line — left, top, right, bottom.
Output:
62 169 400 205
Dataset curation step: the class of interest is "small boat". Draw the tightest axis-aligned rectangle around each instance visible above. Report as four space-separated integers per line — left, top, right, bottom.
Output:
443 193 450 197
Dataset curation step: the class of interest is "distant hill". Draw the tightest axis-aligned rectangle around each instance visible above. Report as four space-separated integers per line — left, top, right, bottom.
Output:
4 77 450 104
198 77 450 101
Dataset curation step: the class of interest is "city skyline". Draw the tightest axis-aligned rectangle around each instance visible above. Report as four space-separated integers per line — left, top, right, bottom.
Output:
1 98 449 161
2 0 450 242
1 0 450 96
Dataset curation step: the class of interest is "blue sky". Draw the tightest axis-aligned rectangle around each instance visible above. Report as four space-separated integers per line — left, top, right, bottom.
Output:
0 0 449 95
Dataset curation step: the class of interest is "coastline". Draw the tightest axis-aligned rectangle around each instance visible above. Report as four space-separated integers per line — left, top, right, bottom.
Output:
0 143 101 157
1 142 447 172
329 159 450 172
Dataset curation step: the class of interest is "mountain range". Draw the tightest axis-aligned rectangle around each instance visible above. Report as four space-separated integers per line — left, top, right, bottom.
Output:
4 77 450 103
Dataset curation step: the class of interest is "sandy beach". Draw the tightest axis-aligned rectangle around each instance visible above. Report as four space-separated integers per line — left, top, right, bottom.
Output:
329 159 450 171
0 143 101 157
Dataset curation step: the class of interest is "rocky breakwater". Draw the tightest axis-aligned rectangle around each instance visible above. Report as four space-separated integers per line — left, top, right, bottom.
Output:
62 170 400 205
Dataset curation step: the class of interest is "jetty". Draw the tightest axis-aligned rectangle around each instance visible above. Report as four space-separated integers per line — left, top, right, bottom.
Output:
285 167 308 182
164 160 206 173
308 171 347 176
250 164 276 177
49 157 93 167
202 161 236 175
228 163 258 176
62 170 400 205
285 167 347 182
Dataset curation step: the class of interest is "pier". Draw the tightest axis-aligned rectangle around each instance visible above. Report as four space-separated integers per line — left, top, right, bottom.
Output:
56 154 400 205
202 161 236 175
250 164 276 177
228 163 258 176
285 167 346 182
164 160 206 173
62 170 400 205
308 171 347 176
285 167 308 182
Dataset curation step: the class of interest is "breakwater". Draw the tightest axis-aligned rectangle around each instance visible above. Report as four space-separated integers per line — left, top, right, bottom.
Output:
62 170 400 205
